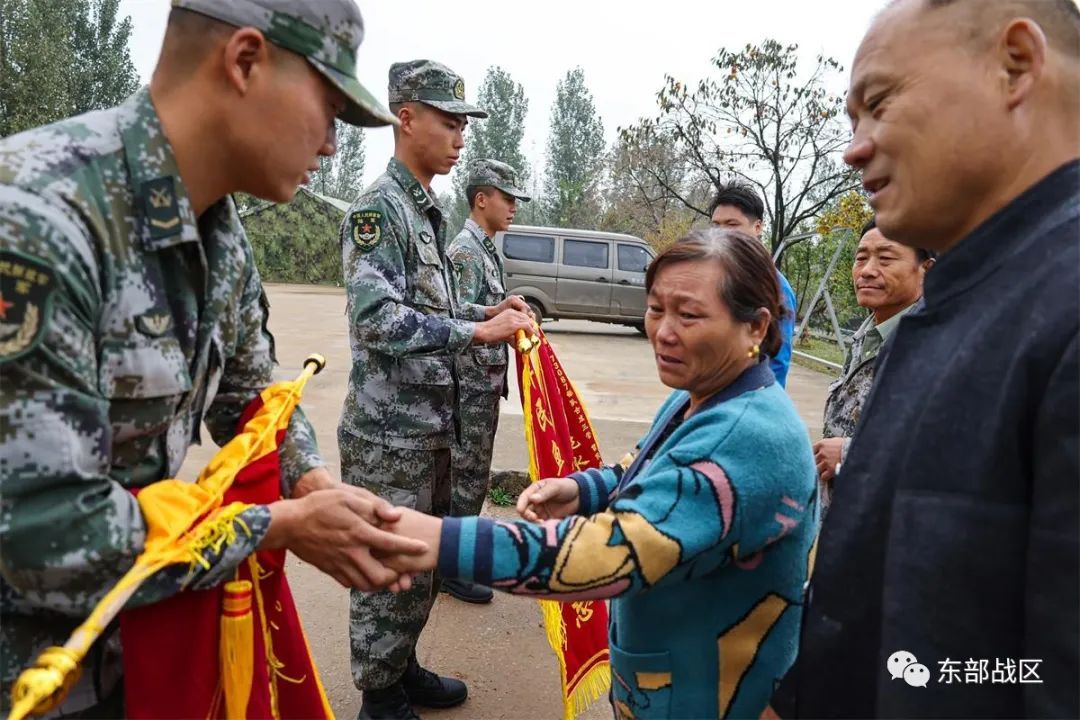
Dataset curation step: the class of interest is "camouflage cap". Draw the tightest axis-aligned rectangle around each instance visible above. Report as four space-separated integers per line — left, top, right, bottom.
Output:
388 60 488 118
466 158 530 201
172 0 396 128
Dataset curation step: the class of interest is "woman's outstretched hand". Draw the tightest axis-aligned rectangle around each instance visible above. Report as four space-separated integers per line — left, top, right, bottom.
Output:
373 507 442 575
516 477 581 522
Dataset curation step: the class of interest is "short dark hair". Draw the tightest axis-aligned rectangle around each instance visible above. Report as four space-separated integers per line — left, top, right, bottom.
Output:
645 227 787 357
708 182 765 223
860 216 935 263
466 185 494 210
159 9 241 76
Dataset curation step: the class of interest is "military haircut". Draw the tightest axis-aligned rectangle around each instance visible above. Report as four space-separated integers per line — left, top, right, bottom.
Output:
465 185 500 210
388 102 402 140
388 101 421 140
158 8 235 76
159 7 305 81
918 0 1080 58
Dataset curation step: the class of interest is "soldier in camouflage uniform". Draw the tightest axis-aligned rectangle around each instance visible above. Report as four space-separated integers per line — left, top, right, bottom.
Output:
338 61 535 720
816 219 934 510
442 159 531 605
0 1 427 715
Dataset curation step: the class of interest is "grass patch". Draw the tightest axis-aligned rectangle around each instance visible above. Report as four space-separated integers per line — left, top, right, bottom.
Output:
487 486 516 507
792 337 846 375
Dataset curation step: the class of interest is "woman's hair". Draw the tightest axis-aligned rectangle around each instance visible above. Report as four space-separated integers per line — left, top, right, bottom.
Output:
645 227 787 357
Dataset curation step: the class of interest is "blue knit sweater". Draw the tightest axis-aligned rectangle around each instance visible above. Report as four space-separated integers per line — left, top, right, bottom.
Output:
439 363 819 719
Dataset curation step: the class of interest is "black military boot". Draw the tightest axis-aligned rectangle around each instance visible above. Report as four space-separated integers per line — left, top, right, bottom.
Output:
401 654 468 708
440 578 494 604
357 682 420 720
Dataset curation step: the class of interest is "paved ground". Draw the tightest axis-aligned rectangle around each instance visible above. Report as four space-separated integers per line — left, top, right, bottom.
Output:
180 284 833 720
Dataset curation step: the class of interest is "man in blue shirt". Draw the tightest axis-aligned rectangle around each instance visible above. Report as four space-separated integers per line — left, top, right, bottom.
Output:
709 183 797 386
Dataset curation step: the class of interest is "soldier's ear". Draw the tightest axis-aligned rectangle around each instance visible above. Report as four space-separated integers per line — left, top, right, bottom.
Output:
221 27 271 95
396 103 414 136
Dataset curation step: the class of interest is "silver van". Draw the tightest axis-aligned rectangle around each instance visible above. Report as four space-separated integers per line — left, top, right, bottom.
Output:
493 225 655 332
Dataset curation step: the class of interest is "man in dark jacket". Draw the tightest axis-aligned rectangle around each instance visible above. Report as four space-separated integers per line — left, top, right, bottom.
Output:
770 0 1079 717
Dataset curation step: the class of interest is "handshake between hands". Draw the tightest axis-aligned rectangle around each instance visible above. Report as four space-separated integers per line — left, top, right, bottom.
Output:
263 467 583 594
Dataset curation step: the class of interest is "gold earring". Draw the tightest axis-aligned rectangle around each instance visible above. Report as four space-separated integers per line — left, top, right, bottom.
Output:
747 344 760 358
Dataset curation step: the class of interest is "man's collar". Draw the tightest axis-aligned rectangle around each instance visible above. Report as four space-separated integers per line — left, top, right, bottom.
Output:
872 301 918 342
463 217 490 241
464 217 499 257
852 313 875 341
120 88 200 252
923 159 1079 307
388 158 436 212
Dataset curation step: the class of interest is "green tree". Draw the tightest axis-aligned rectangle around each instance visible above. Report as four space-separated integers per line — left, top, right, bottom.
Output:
243 190 346 285
778 191 871 329
309 121 366 203
543 67 605 229
621 39 858 254
447 66 530 233
1 0 138 137
514 160 547 226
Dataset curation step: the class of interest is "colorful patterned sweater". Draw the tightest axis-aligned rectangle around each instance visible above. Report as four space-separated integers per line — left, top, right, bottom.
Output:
439 363 819 719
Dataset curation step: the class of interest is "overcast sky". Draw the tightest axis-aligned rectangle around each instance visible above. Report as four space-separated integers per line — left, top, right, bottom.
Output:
118 0 884 195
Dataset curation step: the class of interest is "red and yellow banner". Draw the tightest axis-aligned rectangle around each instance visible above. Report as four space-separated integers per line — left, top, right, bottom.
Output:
120 392 332 719
515 329 611 720
8 357 331 720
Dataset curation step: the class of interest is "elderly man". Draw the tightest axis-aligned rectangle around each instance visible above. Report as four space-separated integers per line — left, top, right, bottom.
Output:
770 0 1078 717
813 218 933 498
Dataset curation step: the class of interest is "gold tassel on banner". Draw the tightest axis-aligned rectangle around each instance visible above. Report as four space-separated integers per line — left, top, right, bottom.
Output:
220 580 254 719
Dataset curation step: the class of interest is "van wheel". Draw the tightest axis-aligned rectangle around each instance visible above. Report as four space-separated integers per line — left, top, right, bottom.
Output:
632 321 646 335
526 300 544 324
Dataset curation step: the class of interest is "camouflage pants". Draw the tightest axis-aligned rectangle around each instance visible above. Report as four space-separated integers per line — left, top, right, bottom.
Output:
339 430 452 690
450 392 500 517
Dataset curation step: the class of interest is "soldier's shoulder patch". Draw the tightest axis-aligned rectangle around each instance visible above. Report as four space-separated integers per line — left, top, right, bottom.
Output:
0 250 57 363
350 208 383 252
142 176 181 239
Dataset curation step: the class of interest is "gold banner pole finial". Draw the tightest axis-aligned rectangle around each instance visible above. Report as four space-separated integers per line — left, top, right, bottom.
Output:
514 328 541 355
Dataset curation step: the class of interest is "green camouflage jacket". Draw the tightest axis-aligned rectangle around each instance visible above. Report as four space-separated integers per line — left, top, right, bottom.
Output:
339 159 487 450
822 304 917 446
822 314 881 448
448 218 507 399
0 88 322 710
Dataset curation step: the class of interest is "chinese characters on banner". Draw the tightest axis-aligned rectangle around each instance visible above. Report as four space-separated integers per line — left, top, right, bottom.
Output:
516 329 611 720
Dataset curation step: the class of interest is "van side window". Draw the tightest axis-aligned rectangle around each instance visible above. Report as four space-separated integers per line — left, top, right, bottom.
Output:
563 239 609 269
503 233 555 263
617 244 651 273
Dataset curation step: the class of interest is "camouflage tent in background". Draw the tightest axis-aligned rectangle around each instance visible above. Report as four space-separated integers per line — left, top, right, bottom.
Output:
241 187 349 285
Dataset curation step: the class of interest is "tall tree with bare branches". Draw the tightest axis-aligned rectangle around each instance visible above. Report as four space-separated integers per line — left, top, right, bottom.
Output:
620 39 858 255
